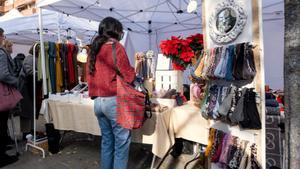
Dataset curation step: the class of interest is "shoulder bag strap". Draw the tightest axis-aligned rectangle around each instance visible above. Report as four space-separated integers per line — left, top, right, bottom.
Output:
111 42 121 76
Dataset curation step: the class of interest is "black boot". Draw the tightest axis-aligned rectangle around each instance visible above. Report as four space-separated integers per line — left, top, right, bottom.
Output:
0 154 18 168
170 138 183 158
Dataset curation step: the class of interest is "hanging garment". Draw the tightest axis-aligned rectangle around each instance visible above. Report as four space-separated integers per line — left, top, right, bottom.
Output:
212 86 222 119
214 46 227 78
55 43 64 93
134 52 145 78
239 143 250 169
60 44 69 90
72 46 79 85
206 85 219 119
239 88 262 129
232 43 245 80
206 48 216 78
67 44 76 89
37 42 52 93
228 139 248 169
225 45 235 81
211 130 225 162
145 50 156 79
205 128 216 156
246 144 261 169
37 44 42 82
226 136 239 168
48 42 57 93
218 134 233 167
220 47 231 79
242 43 256 80
219 86 236 117
200 86 210 119
201 50 211 80
194 52 205 78
208 47 222 79
229 88 248 124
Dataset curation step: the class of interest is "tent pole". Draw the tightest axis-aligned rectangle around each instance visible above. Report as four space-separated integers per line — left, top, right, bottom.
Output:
149 33 152 50
148 20 152 50
57 12 61 43
25 43 45 158
25 8 47 158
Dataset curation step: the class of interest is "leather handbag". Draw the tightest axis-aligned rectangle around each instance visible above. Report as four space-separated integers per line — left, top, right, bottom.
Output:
239 88 262 129
0 82 23 112
233 43 256 80
242 43 256 80
112 43 151 130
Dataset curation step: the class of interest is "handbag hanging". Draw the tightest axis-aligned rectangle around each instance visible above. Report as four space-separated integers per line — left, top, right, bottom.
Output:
232 43 245 80
239 88 262 129
0 82 23 112
242 43 256 80
111 43 151 130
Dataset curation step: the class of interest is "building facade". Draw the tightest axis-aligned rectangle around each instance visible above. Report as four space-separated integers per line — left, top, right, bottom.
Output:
0 0 37 16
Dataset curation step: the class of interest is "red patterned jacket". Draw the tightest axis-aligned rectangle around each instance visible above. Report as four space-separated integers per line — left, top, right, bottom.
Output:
88 39 135 97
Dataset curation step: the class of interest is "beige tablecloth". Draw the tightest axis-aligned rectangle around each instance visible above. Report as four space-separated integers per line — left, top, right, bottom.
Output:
169 103 210 145
169 103 256 145
41 98 174 158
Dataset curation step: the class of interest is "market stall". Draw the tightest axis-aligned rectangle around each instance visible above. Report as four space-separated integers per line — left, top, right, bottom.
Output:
35 0 284 168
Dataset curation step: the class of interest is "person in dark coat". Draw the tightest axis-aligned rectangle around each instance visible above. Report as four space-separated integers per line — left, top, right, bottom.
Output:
19 44 41 136
13 53 26 75
0 27 19 167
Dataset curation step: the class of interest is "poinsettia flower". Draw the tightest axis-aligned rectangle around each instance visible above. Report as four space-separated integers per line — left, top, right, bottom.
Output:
160 33 204 71
180 49 194 62
160 40 179 55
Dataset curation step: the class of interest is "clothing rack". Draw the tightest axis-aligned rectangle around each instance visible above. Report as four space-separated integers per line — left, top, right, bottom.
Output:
25 43 46 158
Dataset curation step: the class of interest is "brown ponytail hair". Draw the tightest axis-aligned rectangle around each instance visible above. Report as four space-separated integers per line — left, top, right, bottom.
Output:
89 17 123 75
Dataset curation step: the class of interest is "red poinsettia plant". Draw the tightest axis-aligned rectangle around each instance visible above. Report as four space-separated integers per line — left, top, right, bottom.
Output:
160 33 204 71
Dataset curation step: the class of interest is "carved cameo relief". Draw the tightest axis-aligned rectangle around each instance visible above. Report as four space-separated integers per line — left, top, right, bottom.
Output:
209 0 247 44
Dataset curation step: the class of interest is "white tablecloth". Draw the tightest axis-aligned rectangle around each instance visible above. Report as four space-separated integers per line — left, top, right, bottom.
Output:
40 96 175 158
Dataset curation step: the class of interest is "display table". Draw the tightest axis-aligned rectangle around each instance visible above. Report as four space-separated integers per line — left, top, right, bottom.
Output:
169 102 210 145
169 102 256 145
40 96 175 158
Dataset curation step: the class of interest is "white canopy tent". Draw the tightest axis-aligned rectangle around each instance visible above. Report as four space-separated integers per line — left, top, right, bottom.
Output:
0 8 24 22
37 0 202 58
37 0 284 89
0 9 99 45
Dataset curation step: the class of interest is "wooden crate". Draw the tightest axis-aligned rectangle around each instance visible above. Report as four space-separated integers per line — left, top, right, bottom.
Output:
155 70 183 93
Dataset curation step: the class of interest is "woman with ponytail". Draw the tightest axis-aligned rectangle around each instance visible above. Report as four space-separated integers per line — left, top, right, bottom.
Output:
87 17 135 169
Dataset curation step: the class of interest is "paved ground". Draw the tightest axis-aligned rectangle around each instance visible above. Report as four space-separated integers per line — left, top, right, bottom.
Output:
3 116 204 169
4 133 203 169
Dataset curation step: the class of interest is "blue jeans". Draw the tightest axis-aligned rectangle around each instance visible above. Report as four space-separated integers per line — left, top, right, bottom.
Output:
94 96 131 169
